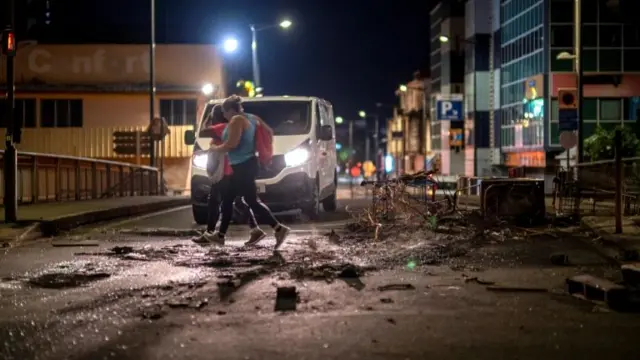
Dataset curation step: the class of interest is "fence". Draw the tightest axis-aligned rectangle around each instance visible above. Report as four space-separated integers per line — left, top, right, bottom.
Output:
556 157 640 217
0 150 160 204
0 125 194 159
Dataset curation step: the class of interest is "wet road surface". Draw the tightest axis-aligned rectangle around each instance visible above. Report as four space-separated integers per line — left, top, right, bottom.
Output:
1 199 639 359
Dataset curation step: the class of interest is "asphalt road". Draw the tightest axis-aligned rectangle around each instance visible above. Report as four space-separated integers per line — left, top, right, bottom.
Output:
1 197 639 359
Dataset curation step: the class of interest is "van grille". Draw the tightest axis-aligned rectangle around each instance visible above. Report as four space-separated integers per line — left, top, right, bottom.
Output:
257 155 286 179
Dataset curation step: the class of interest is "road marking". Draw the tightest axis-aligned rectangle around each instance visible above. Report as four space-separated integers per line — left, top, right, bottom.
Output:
103 205 191 229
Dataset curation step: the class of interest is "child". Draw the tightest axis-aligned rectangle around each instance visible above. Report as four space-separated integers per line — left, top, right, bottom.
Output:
192 104 266 245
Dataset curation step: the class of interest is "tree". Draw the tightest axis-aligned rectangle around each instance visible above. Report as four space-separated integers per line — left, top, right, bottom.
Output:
584 125 640 161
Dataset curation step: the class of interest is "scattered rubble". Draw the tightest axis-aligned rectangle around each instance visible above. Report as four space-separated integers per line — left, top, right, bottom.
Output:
377 283 415 291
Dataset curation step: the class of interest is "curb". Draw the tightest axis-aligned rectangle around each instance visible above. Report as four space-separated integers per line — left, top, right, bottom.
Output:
39 197 191 237
578 218 639 265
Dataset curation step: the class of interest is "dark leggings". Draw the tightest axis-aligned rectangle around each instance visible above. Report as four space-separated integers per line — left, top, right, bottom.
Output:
219 157 279 235
207 175 257 232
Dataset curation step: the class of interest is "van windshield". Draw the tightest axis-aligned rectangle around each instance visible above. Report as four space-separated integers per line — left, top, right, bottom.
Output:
201 100 311 136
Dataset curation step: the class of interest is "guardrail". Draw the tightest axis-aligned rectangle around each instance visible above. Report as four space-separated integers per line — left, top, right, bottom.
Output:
0 150 161 204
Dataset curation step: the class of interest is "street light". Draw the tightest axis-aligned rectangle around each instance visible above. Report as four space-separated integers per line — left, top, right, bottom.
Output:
223 37 239 53
336 116 344 124
202 83 214 96
250 18 293 89
279 20 292 28
358 110 366 118
439 35 449 43
399 84 407 92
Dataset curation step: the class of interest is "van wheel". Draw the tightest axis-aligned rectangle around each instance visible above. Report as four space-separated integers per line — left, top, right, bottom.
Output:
192 205 208 225
302 183 320 219
322 190 337 212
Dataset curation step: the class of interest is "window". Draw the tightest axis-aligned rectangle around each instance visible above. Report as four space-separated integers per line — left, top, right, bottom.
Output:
582 121 598 139
583 98 598 119
623 25 640 47
624 50 640 71
583 26 598 47
550 25 573 47
0 99 37 128
550 0 574 23
598 0 620 23
599 49 622 71
582 0 598 23
598 25 622 47
550 122 560 145
550 49 574 72
583 50 598 72
40 99 83 127
159 99 197 126
600 99 621 121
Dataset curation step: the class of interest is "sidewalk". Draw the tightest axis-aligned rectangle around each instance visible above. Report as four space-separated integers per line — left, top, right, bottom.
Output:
580 216 640 262
0 196 190 245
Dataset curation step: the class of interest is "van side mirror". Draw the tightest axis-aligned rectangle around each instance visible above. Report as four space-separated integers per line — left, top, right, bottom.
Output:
184 130 196 145
319 125 333 141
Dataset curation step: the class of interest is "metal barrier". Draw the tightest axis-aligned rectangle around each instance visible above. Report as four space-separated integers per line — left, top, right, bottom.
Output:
0 150 160 204
556 157 640 217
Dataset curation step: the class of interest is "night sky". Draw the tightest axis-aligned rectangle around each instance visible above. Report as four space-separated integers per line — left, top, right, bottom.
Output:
25 0 433 119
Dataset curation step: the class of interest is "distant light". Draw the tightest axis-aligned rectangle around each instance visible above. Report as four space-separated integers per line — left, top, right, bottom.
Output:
439 35 450 43
279 19 292 29
201 83 214 96
336 143 342 150
399 84 407 92
385 155 394 173
223 37 238 53
255 87 263 93
335 116 344 124
358 111 366 118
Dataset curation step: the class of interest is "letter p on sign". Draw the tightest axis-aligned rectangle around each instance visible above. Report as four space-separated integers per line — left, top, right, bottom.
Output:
441 101 452 116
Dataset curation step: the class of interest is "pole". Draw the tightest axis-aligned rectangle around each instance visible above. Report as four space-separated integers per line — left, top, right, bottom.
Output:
149 0 156 167
576 0 584 164
3 0 17 222
365 136 370 163
614 129 622 234
251 26 261 88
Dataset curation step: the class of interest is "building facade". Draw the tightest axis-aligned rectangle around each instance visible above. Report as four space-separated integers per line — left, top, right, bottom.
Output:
463 0 493 177
491 0 640 191
391 77 429 174
0 44 225 190
430 0 466 176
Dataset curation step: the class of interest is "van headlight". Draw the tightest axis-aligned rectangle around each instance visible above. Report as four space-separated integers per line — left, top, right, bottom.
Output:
284 148 310 167
192 153 208 169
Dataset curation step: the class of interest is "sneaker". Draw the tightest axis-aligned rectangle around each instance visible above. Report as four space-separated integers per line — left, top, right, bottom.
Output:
245 228 267 246
192 231 225 246
274 225 291 250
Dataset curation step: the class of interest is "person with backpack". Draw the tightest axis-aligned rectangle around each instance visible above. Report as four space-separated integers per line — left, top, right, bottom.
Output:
209 95 290 249
192 104 267 245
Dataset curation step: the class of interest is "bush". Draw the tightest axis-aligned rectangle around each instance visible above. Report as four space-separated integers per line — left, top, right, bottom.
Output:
584 125 640 161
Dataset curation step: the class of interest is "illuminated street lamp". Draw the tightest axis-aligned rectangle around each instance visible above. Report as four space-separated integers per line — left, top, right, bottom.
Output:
201 83 214 96
250 18 293 89
399 84 407 92
223 37 239 53
335 116 344 124
439 35 449 43
358 110 366 118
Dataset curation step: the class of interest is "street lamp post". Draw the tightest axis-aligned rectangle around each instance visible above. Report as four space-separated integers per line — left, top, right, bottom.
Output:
249 19 291 90
149 0 156 167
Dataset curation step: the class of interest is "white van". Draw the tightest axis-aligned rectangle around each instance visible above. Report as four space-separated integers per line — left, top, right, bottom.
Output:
184 96 338 224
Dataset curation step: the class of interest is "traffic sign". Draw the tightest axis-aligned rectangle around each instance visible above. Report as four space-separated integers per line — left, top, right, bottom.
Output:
436 99 463 121
559 131 577 150
558 109 578 132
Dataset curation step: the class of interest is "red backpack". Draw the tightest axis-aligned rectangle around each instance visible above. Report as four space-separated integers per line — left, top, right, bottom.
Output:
253 119 273 166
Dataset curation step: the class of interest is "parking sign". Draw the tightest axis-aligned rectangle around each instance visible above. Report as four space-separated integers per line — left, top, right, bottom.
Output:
436 99 463 121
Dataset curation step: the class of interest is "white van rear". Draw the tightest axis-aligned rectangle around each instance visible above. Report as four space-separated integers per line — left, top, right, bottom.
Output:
184 96 338 224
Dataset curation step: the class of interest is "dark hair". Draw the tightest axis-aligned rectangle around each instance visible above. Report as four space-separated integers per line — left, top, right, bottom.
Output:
222 95 242 113
210 104 225 124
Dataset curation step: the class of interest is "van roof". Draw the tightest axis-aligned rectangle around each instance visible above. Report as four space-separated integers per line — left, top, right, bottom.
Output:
206 96 316 105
